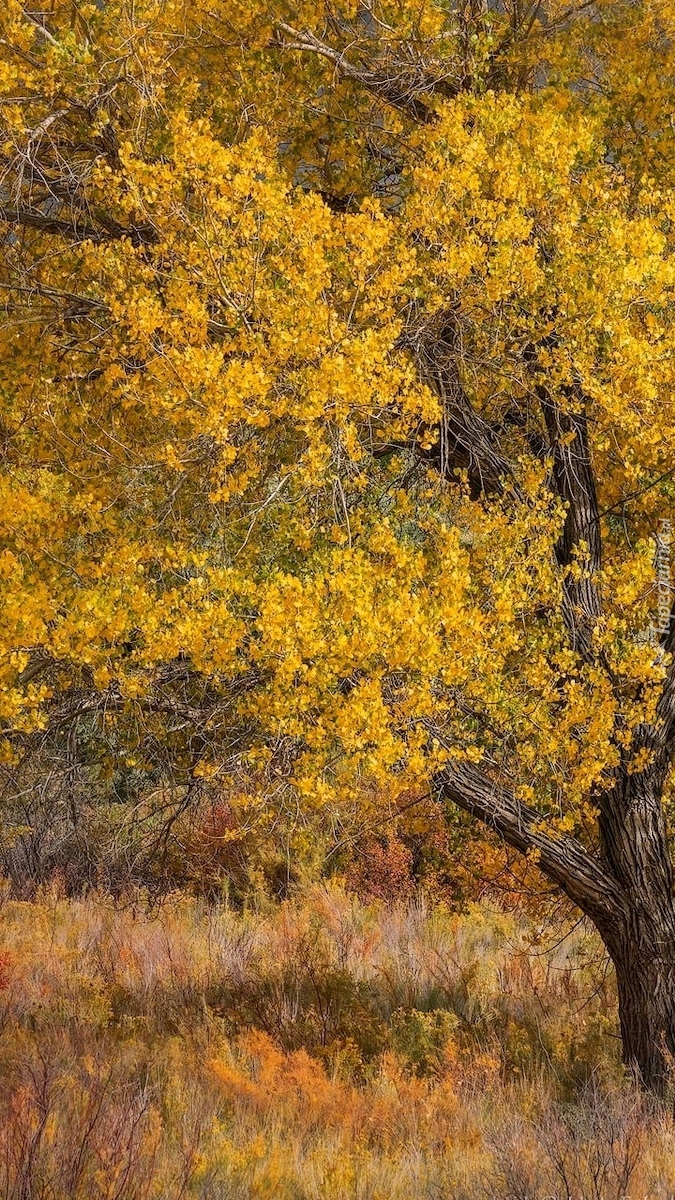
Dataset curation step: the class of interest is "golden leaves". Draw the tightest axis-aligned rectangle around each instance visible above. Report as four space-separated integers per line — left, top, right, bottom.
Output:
2 0 675 831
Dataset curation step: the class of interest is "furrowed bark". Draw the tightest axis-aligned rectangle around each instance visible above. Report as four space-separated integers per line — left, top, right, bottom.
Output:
596 759 675 1090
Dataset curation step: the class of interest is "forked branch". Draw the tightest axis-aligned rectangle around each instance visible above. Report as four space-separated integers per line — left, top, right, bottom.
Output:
273 21 455 123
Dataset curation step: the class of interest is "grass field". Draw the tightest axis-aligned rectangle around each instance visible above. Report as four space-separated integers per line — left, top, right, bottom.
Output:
0 882 674 1199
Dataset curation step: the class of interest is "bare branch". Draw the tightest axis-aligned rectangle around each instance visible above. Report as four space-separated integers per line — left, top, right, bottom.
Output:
273 22 454 123
0 203 158 246
17 655 53 687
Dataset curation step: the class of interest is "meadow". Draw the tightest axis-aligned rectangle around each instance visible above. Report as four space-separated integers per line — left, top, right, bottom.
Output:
0 881 673 1200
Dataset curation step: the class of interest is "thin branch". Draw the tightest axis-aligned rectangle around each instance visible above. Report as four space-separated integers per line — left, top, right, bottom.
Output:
597 465 675 519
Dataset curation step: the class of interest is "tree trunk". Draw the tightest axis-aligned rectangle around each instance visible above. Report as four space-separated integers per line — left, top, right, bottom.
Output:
607 911 675 1091
596 762 675 1092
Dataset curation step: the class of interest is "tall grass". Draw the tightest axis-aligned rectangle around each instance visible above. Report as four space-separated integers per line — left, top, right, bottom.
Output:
0 882 672 1199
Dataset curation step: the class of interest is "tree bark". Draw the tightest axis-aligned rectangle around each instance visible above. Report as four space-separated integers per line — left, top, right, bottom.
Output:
593 763 675 1091
607 906 675 1092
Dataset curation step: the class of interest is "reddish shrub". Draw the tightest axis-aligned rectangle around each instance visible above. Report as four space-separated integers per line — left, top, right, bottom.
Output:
346 836 414 903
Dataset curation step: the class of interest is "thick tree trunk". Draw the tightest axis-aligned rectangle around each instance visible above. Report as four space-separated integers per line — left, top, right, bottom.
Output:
597 762 675 1092
607 911 675 1091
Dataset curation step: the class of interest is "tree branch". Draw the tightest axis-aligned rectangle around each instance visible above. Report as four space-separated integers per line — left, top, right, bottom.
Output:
0 203 158 246
273 22 454 123
404 306 516 495
539 385 602 660
436 758 625 927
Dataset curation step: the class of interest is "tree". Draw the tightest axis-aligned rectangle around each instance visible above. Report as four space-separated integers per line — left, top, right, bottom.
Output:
2 0 675 1088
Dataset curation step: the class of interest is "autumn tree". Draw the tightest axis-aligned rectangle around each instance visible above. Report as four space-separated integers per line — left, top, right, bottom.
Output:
3 0 675 1087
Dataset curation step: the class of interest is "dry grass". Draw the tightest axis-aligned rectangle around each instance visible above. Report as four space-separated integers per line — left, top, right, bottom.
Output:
0 881 673 1199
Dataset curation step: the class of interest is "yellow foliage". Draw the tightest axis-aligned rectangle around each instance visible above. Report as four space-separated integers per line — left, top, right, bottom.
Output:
1 0 675 866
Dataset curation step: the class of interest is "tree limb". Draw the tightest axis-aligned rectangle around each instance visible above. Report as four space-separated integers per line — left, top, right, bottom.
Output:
539 385 602 660
436 758 625 927
404 306 516 495
273 22 454 123
0 203 158 246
